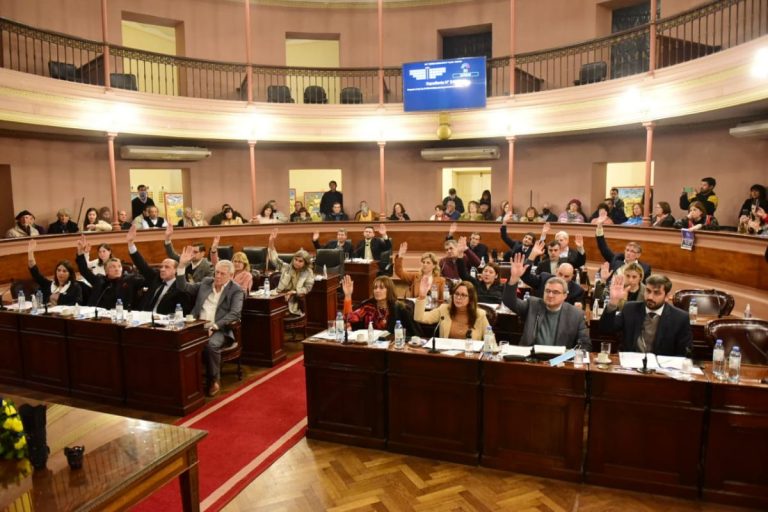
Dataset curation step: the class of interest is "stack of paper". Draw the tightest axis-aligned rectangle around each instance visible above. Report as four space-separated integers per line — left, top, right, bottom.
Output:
533 345 566 356
619 352 660 369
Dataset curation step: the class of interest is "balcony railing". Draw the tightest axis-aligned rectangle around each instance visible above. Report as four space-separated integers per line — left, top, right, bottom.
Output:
0 0 765 104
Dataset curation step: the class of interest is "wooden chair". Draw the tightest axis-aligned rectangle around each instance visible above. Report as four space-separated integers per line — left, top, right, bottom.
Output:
706 318 768 365
284 295 308 341
672 289 735 317
220 320 243 380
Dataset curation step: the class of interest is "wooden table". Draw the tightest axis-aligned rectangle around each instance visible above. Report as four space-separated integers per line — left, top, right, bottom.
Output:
0 395 206 512
306 274 339 332
344 261 378 305
241 294 288 367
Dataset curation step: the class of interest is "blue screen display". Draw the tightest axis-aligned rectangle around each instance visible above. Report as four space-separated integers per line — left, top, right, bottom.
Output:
402 57 487 112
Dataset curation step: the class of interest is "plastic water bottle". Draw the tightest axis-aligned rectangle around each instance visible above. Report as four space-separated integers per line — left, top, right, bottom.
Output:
470 266 477 280
430 284 438 307
479 256 486 268
595 269 602 284
367 321 375 346
74 302 81 319
727 345 741 383
482 326 497 358
30 293 38 315
323 264 328 279
688 298 698 322
263 277 270 295
17 290 25 311
334 311 344 342
394 320 405 350
115 299 124 322
174 303 184 330
592 298 600 319
523 291 531 302
712 339 725 381
35 290 44 309
443 284 450 303
744 303 752 319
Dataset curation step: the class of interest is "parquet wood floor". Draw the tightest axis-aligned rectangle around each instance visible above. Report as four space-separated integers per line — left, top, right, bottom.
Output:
222 439 753 512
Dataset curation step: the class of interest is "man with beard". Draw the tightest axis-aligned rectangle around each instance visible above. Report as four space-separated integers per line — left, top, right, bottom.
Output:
6 210 40 238
600 273 691 356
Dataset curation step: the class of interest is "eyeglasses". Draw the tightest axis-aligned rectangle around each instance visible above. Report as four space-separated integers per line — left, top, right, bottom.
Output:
543 289 564 295
453 292 470 298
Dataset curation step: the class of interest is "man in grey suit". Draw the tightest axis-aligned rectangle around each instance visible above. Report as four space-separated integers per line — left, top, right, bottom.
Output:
164 224 213 283
176 245 244 397
502 253 591 350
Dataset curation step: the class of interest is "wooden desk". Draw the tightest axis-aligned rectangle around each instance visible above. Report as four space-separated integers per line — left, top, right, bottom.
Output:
0 311 209 416
0 396 206 512
241 294 288 367
345 261 378 305
306 274 339 331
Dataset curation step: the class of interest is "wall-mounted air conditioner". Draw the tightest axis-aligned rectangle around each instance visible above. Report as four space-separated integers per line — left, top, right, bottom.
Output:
420 146 500 161
120 145 212 161
729 120 768 138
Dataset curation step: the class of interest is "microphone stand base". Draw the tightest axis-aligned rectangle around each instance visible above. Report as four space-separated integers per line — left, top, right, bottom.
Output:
635 368 656 374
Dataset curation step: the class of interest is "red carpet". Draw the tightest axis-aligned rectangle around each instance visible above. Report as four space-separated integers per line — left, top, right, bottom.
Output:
133 355 307 512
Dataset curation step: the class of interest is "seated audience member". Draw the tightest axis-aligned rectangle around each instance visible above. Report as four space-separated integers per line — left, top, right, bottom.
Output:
86 243 113 277
26 239 83 306
539 204 558 222
600 273 691 356
439 238 481 280
75 234 141 309
220 206 244 225
520 206 543 223
594 219 651 279
211 236 253 294
325 202 349 221
354 201 379 222
500 220 535 262
739 184 768 218
7 210 40 238
430 204 449 221
446 222 488 261
442 188 465 213
680 176 718 215
289 201 305 222
444 200 461 221
255 203 278 224
353 224 392 260
542 222 587 268
164 225 213 283
125 225 191 315
293 208 313 222
395 242 446 298
389 202 410 221
674 201 719 230
455 241 503 304
117 210 133 230
83 207 113 232
479 189 492 208
341 275 418 336
460 201 484 221
589 203 614 225
609 187 625 213
478 202 494 221
521 241 584 306
268 200 287 222
267 229 314 315
496 201 513 222
738 206 767 235
558 199 586 223
415 278 489 341
47 208 79 234
606 198 628 224
623 204 644 226
312 228 353 259
503 254 591 350
175 245 243 397
140 206 166 229
193 209 208 226
651 201 676 227
98 207 113 225
210 204 244 225
177 207 195 227
131 184 155 220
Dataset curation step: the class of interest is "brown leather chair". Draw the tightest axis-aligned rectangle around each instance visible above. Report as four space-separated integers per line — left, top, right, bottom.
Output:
10 279 40 299
672 289 735 317
220 320 243 380
478 304 498 329
706 318 768 365
284 295 308 341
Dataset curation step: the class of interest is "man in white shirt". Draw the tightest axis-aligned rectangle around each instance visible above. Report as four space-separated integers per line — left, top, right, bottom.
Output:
175 245 244 397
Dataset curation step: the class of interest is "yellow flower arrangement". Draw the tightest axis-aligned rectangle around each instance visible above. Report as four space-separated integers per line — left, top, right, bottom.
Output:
0 398 28 460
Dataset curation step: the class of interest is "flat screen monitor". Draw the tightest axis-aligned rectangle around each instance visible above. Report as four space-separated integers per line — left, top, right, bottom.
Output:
402 57 487 112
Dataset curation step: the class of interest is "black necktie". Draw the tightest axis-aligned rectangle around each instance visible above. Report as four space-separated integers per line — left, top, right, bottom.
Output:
150 283 167 309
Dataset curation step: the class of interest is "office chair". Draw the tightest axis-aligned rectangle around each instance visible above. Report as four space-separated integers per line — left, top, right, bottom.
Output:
266 85 295 103
304 85 328 104
573 61 607 86
340 87 363 104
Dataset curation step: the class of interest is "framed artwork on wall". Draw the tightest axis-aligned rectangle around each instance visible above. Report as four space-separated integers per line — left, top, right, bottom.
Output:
289 188 297 212
616 186 650 216
304 191 324 220
164 193 184 225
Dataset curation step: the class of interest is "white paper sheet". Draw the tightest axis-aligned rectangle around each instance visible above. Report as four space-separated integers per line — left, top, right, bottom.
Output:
533 345 566 356
619 352 660 369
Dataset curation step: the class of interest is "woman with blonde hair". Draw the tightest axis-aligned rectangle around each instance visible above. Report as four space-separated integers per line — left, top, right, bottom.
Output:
211 236 253 293
414 278 489 340
394 242 446 299
267 229 314 314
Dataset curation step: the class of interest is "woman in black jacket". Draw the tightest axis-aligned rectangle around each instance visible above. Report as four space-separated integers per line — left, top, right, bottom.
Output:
27 239 83 305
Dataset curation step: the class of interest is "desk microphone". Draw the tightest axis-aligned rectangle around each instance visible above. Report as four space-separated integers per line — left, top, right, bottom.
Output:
429 316 443 353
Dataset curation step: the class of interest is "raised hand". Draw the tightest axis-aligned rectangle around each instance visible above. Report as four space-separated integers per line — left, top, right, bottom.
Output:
608 273 626 306
503 211 513 224
756 206 767 220
268 228 278 247
76 233 90 256
27 238 36 254
398 242 408 259
377 223 387 237
418 275 431 299
179 245 195 268
448 222 458 236
126 224 137 245
312 231 319 241
164 223 173 242
211 235 220 251
342 274 354 298
596 211 607 225
600 261 610 278
456 236 468 255
529 240 546 259
541 222 551 237
575 234 584 249
509 253 529 282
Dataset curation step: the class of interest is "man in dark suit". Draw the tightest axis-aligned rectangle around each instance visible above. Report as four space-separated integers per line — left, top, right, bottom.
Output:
125 225 191 315
164 224 213 283
320 181 344 219
352 224 391 260
47 208 79 234
75 234 142 309
175 245 244 397
600 273 691 356
312 228 353 259
594 220 651 280
503 253 591 350
446 222 489 262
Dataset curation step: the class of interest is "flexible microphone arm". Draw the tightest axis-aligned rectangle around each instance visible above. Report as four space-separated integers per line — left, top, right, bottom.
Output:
429 316 444 353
